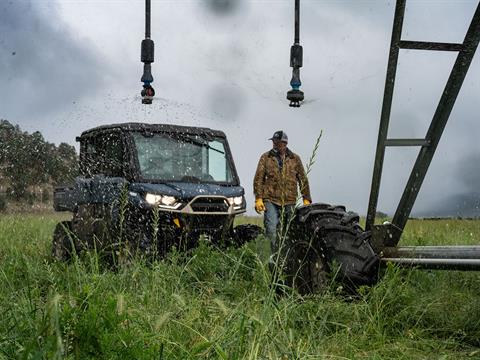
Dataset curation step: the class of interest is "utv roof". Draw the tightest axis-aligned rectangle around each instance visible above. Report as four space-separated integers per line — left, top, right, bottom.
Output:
79 122 227 139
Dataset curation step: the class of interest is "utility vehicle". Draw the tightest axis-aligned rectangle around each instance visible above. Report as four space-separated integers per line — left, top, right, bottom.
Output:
52 123 260 259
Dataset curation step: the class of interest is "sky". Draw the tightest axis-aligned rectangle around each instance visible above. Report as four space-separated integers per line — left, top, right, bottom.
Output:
1 0 479 217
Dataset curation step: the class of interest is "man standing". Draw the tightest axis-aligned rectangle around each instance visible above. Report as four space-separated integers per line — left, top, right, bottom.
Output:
253 130 312 254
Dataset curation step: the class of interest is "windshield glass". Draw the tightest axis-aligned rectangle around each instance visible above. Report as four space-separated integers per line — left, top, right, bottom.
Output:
132 132 235 183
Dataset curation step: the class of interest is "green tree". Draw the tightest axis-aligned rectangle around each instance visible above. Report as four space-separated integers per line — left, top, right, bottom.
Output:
49 142 79 185
0 124 32 199
0 120 79 199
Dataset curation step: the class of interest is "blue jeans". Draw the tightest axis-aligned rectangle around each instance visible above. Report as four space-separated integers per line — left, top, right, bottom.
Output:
264 201 295 254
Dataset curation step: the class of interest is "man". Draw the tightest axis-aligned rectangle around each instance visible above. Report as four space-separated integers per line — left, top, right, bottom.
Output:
253 130 312 254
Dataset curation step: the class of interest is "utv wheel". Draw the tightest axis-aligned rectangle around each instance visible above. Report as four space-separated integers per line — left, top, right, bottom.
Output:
282 204 379 294
52 221 75 261
230 224 263 247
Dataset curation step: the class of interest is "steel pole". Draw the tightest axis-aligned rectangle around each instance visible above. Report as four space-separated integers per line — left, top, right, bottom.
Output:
380 257 480 271
366 0 406 231
145 0 151 39
295 0 300 44
383 246 480 259
381 245 480 270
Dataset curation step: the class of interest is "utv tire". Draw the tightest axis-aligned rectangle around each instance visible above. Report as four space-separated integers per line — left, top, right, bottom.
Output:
230 224 263 247
283 204 379 294
52 221 75 261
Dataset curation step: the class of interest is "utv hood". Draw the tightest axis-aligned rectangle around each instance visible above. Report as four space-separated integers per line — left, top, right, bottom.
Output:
129 182 244 199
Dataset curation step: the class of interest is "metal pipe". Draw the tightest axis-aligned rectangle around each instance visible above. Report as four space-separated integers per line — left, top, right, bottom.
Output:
141 0 154 103
383 246 480 259
145 0 151 39
399 40 464 52
294 0 300 44
384 139 430 147
380 257 480 271
287 0 303 107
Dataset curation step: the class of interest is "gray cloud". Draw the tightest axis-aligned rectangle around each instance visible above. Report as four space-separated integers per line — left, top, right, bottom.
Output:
207 83 246 121
415 192 480 218
2 0 479 218
202 0 242 16
458 153 480 194
433 153 480 218
0 1 110 120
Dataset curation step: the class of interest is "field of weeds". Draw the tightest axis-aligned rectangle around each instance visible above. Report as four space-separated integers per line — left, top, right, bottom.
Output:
0 213 479 359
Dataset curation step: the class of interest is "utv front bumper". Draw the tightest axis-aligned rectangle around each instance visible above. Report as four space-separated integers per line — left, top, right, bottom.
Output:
139 194 246 216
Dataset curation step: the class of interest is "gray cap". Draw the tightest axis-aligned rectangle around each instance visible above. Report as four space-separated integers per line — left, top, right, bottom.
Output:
269 130 288 143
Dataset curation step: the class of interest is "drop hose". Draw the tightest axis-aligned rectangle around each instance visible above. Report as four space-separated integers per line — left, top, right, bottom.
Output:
287 0 304 108
141 0 155 104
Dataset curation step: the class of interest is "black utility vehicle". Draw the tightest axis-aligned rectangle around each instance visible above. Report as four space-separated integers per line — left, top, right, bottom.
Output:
52 123 260 259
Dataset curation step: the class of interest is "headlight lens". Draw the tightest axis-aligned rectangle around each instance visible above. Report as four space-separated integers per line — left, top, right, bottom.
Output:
145 193 181 209
145 193 162 205
162 195 177 206
228 196 244 207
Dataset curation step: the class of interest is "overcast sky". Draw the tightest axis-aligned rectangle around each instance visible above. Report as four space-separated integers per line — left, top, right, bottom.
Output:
1 0 479 217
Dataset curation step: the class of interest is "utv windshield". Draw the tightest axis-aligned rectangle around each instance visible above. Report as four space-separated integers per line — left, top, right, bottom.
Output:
132 132 235 184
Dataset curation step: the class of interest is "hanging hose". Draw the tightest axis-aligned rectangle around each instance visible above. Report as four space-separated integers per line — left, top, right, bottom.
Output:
287 0 304 107
141 0 155 104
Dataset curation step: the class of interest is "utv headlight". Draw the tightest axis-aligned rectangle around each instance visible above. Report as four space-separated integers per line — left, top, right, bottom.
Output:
145 193 162 205
145 193 181 209
227 196 244 208
161 195 177 206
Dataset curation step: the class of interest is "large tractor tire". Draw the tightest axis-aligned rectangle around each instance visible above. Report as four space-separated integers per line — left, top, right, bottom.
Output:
282 203 379 294
51 221 76 261
280 239 330 295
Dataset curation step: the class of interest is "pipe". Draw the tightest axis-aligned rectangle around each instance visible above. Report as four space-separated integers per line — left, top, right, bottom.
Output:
380 257 480 271
145 0 151 39
383 246 480 259
381 245 480 270
294 0 300 44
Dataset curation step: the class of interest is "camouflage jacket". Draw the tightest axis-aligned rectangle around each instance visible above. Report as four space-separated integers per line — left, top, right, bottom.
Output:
253 148 311 206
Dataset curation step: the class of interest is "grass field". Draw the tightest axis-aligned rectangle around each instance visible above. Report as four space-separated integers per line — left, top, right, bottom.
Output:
0 213 479 359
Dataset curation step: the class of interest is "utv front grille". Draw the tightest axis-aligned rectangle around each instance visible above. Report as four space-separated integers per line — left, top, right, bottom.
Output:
189 197 229 213
185 215 230 231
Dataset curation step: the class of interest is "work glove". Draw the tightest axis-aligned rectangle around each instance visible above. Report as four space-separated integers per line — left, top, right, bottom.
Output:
303 198 311 206
255 198 266 214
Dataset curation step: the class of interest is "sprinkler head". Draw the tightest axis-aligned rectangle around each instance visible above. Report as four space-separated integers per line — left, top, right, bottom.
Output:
141 84 155 104
287 89 304 108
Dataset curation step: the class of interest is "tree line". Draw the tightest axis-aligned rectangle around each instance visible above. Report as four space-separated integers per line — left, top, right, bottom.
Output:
0 120 78 200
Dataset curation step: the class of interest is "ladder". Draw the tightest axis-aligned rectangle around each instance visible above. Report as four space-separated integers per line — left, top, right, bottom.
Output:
366 0 480 248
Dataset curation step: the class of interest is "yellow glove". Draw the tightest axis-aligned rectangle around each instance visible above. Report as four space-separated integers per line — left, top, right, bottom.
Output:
303 198 311 206
255 198 266 214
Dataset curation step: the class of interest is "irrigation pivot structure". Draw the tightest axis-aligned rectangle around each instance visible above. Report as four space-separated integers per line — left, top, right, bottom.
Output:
279 1 480 295
134 0 480 293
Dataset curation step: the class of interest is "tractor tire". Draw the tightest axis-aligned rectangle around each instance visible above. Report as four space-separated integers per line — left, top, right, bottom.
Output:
282 203 379 294
281 240 329 296
51 221 76 261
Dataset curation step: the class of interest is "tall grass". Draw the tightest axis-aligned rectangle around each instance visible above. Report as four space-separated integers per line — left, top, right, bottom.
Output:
0 214 479 358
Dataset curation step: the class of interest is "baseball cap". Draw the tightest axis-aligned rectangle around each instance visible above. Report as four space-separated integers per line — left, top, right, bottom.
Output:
269 130 288 143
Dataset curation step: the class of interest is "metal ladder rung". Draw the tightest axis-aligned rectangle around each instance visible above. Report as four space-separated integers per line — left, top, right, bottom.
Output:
384 138 430 147
399 40 464 52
